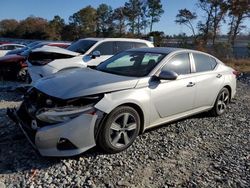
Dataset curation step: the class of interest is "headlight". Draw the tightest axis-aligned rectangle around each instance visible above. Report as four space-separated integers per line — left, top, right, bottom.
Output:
36 104 95 124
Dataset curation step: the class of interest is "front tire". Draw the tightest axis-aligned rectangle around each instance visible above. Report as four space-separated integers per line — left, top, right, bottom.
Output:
210 88 230 116
97 106 140 153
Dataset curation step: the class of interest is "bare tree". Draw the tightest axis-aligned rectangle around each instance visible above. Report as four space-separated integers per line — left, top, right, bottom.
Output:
197 0 214 44
227 0 250 45
175 9 197 37
210 0 228 45
197 0 228 45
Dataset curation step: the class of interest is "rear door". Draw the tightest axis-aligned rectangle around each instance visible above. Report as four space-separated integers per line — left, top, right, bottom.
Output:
115 41 133 53
191 53 224 108
150 52 196 118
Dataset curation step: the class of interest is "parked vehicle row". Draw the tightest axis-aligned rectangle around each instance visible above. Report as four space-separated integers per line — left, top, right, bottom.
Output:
0 43 26 57
27 38 154 83
0 38 153 82
7 44 237 157
0 41 70 81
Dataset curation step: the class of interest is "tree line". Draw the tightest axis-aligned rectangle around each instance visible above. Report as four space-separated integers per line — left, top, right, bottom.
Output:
175 0 250 46
0 0 164 41
0 0 249 47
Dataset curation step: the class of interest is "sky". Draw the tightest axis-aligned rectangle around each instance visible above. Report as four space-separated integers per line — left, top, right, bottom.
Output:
0 0 249 36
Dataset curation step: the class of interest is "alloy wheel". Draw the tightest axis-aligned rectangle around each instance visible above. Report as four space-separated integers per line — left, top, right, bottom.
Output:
217 90 229 114
109 112 138 148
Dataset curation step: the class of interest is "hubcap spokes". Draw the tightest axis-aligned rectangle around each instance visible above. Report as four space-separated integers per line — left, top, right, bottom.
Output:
110 113 137 148
217 91 229 113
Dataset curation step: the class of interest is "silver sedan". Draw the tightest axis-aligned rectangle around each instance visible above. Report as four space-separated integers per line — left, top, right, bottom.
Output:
7 47 237 156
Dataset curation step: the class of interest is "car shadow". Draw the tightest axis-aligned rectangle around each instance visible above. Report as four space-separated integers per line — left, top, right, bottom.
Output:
0 108 60 175
143 111 212 134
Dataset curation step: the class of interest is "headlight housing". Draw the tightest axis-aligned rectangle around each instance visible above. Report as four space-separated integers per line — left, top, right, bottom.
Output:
36 104 95 124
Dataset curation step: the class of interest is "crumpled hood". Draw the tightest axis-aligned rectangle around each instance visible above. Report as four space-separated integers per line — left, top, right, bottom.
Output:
34 68 139 99
32 45 80 56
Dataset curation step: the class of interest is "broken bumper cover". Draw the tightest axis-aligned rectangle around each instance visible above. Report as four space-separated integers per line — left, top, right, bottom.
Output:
7 107 98 157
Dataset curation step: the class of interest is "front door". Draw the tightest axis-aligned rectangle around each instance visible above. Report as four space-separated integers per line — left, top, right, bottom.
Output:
150 53 196 119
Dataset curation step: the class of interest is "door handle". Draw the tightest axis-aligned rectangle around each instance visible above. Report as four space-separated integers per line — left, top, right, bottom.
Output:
216 74 222 78
187 82 195 87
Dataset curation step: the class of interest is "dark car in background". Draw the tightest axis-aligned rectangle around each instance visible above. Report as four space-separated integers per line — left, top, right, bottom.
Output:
0 42 70 81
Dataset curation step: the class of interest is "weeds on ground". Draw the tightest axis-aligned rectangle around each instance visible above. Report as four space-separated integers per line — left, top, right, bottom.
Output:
223 58 250 73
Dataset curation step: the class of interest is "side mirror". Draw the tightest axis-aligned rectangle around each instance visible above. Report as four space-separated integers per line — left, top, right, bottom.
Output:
158 70 178 80
91 51 101 59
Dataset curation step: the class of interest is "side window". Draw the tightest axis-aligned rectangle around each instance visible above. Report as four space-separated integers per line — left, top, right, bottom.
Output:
0 46 12 50
134 42 148 48
107 54 134 68
115 42 133 53
193 53 217 72
14 45 23 49
162 53 191 75
6 45 15 50
93 42 114 55
141 53 161 65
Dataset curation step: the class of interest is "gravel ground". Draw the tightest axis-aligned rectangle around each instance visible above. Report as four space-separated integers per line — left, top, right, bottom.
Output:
0 77 249 188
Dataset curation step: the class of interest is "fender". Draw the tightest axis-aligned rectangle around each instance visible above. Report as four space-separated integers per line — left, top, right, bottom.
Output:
95 88 151 130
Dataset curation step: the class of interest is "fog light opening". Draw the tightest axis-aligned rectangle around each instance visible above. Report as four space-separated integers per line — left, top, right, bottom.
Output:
57 138 78 150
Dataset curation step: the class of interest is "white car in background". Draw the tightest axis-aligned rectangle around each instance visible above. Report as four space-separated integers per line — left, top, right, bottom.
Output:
0 43 26 57
27 38 154 83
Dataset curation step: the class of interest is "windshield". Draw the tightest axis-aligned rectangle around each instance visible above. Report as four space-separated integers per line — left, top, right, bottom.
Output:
96 51 166 77
67 40 97 54
20 42 47 56
27 41 41 48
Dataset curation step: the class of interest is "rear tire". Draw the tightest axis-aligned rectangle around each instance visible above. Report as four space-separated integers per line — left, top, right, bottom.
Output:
210 88 230 116
97 106 140 153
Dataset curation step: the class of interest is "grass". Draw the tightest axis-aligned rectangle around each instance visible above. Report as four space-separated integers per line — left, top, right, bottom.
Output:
222 58 250 73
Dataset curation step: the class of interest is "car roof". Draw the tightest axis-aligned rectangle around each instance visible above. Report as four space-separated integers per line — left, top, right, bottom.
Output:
79 38 151 43
0 43 25 47
127 47 183 54
128 47 215 57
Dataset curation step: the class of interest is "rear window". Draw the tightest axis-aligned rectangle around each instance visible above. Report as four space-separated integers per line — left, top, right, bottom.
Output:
193 53 217 72
134 42 148 48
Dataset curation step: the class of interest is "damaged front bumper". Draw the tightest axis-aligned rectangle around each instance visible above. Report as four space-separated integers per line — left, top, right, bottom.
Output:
7 106 98 157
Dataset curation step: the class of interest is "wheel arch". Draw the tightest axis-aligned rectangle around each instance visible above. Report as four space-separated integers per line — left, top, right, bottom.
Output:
223 85 232 101
95 102 146 139
212 85 232 107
